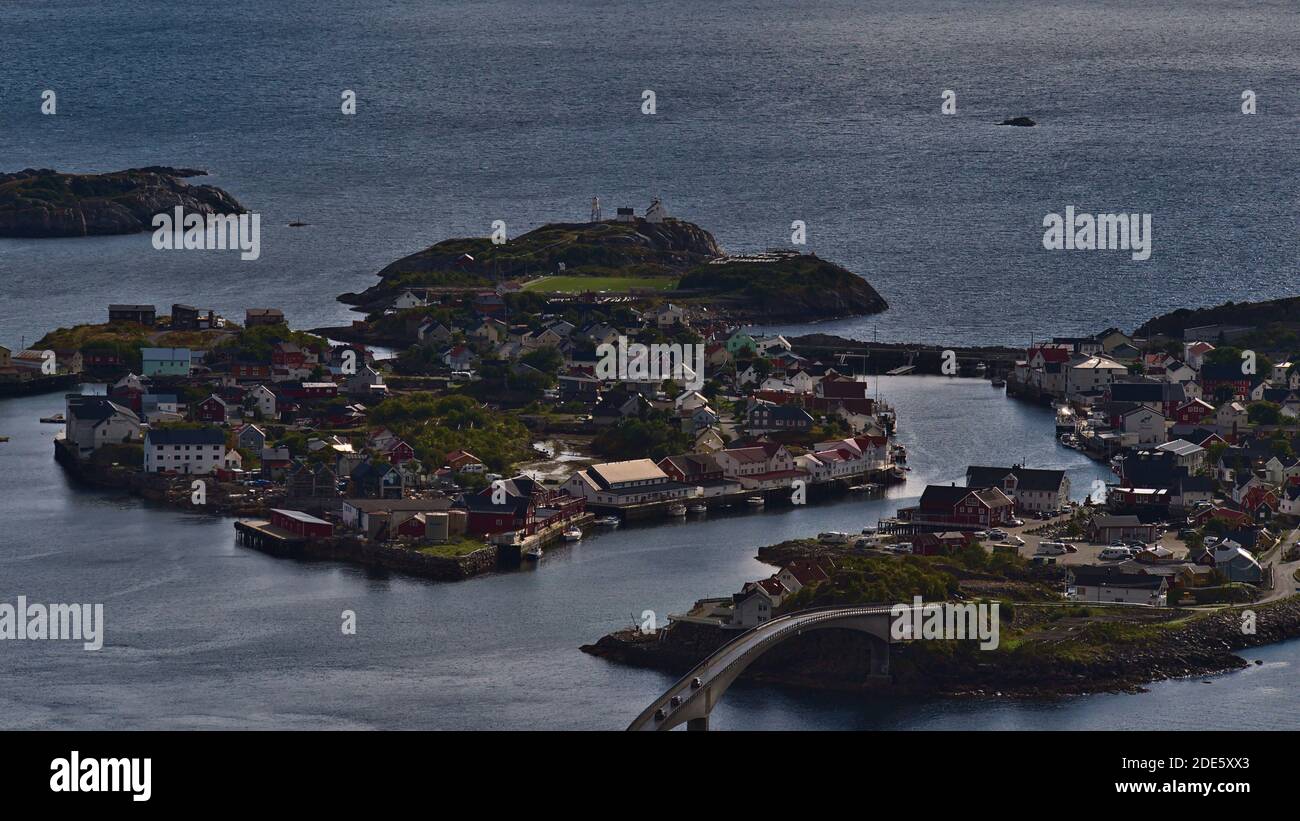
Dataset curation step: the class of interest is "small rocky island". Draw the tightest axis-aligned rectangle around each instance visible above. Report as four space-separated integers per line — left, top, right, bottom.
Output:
0 167 246 238
336 209 887 324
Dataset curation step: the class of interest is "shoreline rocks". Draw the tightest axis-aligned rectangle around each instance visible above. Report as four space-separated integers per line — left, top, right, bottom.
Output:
0 167 246 238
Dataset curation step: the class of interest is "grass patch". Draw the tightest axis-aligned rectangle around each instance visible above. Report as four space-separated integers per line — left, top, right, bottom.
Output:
522 275 677 293
416 538 490 558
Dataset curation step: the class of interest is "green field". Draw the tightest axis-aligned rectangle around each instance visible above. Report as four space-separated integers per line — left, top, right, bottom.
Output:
521 275 678 293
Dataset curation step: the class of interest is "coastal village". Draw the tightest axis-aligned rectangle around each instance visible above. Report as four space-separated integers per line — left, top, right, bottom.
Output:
2 201 1299 702
616 317 1300 640
15 203 909 579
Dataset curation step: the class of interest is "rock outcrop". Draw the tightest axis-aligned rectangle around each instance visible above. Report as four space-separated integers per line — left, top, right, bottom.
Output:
0 167 246 238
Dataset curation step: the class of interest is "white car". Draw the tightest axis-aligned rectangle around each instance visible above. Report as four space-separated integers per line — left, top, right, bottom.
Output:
817 531 851 545
1099 546 1133 560
988 529 1009 541
1037 541 1070 556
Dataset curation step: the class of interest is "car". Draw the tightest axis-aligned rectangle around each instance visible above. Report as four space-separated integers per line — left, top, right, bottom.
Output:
669 695 682 707
655 708 666 721
1030 555 1057 566
1100 546 1133 560
973 531 990 540
1037 541 1069 556
1006 535 1026 546
1110 540 1127 548
690 677 702 689
1009 518 1025 527
987 529 1009 540
817 531 851 545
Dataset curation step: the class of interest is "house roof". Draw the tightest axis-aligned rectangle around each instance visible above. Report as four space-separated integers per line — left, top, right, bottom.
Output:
966 466 1067 493
589 459 668 486
146 427 224 445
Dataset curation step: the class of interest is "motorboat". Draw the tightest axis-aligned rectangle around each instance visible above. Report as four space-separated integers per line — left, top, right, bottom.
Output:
745 496 765 507
594 515 621 527
687 504 708 514
523 545 543 560
667 503 687 517
562 527 582 541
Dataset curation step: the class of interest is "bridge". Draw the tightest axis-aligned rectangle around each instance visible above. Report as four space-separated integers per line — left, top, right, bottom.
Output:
627 605 912 731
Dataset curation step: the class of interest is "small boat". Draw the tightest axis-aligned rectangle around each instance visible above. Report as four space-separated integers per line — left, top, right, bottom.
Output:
667 503 687 517
287 220 310 227
991 377 1006 388
0 436 9 443
562 527 583 542
594 515 621 527
688 503 708 514
890 466 907 480
746 496 765 507
39 414 65 424
523 545 543 560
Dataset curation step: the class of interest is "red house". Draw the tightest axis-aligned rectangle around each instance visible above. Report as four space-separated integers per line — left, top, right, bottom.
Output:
1175 398 1215 425
194 395 231 423
270 508 334 540
387 439 416 465
899 485 1016 531
232 361 272 380
271 342 307 369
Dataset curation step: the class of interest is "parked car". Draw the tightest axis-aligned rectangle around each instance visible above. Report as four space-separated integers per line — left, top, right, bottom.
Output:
817 531 851 545
1100 546 1133 560
988 529 1009 540
1037 541 1070 556
1009 518 1025 527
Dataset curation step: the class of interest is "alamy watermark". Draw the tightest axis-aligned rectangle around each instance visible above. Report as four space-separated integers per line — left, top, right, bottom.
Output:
1042 206 1152 261
152 207 261 260
595 335 704 391
0 596 103 650
891 597 1000 649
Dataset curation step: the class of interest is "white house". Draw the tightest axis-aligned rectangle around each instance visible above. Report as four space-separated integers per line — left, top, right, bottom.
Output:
64 395 141 457
248 385 277 419
391 289 427 310
144 427 227 475
1067 355 1128 397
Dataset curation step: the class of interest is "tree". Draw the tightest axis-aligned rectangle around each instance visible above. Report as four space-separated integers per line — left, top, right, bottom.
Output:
1248 401 1281 426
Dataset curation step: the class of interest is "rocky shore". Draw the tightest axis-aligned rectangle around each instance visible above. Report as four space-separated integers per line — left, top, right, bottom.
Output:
583 598 1300 698
0 167 245 238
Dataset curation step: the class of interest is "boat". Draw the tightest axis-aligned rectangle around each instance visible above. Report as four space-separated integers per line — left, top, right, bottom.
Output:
974 362 987 375
687 504 708 514
849 482 881 493
890 466 907 480
1054 404 1076 435
562 527 583 541
523 545 543 560
594 515 621 527
990 377 1006 388
666 503 687 517
287 220 310 227
745 496 765 507
39 414 64 424
1059 434 1079 448
0 436 8 443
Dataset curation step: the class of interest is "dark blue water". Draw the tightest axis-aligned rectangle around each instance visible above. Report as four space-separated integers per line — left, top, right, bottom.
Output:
3 376 1296 730
2 0 1298 349
2 0 1298 728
